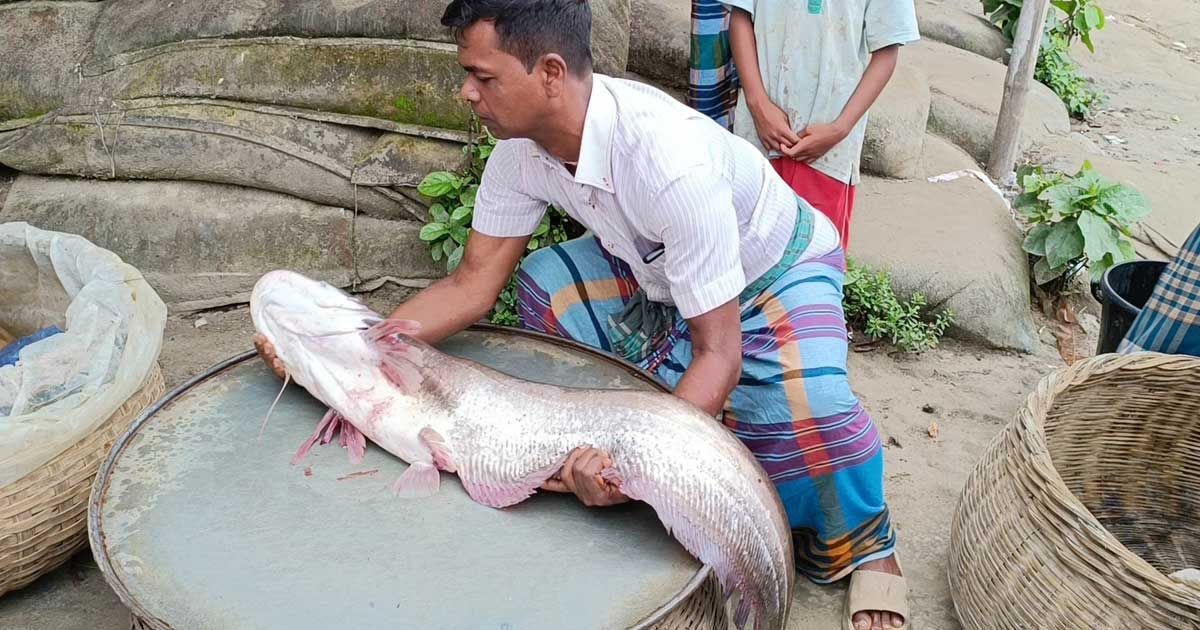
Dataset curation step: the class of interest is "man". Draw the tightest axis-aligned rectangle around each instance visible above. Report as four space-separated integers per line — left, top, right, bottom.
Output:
255 1 907 628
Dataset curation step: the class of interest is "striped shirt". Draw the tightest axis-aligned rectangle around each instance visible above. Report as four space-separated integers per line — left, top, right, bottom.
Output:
472 73 838 319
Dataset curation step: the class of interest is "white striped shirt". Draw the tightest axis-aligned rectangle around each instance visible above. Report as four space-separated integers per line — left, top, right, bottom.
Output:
472 73 838 319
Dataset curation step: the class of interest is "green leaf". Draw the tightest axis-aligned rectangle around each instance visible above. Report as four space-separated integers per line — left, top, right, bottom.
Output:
1050 0 1076 15
419 222 449 242
450 205 472 223
450 224 469 245
442 238 456 257
447 244 464 272
1039 183 1078 217
1077 211 1120 263
1033 257 1069 285
1117 238 1136 261
1014 192 1045 219
1023 224 1053 256
417 172 462 198
477 145 493 160
1080 26 1099 51
431 243 443 261
1089 252 1116 282
1045 219 1085 268
1097 185 1152 224
430 203 449 224
460 185 478 208
1073 10 1088 32
1085 4 1104 29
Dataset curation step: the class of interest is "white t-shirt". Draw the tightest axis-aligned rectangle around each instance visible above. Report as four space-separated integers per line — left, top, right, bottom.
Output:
720 0 921 185
471 73 839 320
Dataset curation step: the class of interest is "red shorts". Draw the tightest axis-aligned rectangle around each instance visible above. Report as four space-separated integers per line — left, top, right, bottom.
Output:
771 159 856 250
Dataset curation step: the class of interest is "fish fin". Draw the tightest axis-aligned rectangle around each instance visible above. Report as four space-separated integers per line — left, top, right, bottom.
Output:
391 461 440 498
628 482 763 630
291 409 367 465
418 427 457 473
364 318 426 394
338 418 368 464
461 457 569 509
291 407 338 465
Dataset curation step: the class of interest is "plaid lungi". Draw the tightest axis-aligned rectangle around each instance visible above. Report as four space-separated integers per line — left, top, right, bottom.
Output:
689 0 740 130
515 231 895 583
1119 222 1200 356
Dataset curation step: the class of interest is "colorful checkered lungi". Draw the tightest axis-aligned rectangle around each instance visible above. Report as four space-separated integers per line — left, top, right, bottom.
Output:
689 0 740 130
515 229 895 583
1119 223 1200 356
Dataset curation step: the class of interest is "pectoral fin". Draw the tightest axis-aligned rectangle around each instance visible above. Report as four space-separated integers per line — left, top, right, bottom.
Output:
390 461 441 498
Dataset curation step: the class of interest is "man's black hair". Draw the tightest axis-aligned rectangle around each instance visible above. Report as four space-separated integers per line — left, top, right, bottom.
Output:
441 0 593 75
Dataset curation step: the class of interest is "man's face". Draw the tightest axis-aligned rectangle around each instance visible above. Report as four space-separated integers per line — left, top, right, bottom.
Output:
455 21 546 140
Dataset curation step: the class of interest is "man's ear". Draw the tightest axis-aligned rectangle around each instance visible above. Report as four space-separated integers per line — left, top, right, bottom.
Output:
539 53 569 98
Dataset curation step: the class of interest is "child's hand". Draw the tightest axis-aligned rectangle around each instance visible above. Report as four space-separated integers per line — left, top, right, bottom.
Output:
783 123 848 163
749 100 800 153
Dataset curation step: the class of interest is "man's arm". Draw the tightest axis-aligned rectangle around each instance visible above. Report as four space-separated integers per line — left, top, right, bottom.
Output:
674 298 743 416
783 44 900 162
385 231 530 345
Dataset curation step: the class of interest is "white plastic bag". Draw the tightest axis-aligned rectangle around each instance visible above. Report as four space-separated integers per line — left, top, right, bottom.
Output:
0 222 166 487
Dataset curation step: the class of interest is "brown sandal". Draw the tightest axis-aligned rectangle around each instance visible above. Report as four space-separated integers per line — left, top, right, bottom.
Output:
842 555 909 629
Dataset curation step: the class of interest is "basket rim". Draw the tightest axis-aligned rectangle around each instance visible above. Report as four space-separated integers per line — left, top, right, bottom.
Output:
1007 351 1200 601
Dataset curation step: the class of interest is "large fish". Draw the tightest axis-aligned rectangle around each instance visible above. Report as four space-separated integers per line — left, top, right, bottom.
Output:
250 270 794 630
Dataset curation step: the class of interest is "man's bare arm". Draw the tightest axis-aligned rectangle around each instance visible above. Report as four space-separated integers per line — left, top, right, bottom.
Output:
673 298 743 417
385 231 531 345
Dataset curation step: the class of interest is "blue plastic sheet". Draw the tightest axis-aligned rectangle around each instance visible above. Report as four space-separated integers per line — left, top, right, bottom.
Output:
0 325 63 368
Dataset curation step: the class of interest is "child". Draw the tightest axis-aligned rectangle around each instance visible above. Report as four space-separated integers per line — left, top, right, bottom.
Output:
723 0 920 252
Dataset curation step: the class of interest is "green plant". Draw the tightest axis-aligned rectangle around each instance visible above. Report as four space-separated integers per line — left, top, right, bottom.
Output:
982 0 1107 118
982 0 1104 47
416 124 583 325
842 260 954 353
1035 30 1105 118
1016 160 1151 287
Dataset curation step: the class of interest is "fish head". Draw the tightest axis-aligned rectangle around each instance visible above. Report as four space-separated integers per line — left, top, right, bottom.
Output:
250 270 381 381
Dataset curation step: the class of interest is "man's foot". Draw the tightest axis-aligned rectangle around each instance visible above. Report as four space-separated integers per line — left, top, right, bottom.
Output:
850 555 905 630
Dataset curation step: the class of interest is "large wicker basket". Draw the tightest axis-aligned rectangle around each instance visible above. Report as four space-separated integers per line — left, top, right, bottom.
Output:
0 365 165 596
949 352 1200 629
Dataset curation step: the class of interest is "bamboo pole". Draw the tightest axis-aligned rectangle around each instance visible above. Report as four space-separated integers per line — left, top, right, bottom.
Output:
986 0 1053 181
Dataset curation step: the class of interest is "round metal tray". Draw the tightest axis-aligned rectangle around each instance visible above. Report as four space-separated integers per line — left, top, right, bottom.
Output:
89 325 726 629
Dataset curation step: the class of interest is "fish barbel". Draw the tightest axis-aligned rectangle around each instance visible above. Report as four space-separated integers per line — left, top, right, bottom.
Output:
250 270 794 630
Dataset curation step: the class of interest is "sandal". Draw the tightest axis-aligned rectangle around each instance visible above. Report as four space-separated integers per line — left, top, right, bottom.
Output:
842 555 909 630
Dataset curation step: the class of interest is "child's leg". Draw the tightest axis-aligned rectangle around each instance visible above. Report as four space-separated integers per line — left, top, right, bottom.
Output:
688 0 739 130
772 158 856 250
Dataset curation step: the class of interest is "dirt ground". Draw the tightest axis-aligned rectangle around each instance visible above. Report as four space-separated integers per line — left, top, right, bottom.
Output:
1 0 1197 627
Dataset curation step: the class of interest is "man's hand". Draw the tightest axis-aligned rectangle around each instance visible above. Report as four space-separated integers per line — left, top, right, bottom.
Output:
749 100 801 154
782 122 848 163
541 446 630 507
252 333 287 380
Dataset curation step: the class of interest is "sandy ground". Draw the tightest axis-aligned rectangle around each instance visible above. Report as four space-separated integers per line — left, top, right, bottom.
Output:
1 0 1197 627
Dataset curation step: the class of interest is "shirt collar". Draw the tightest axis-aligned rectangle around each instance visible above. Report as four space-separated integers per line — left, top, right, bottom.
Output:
572 75 617 193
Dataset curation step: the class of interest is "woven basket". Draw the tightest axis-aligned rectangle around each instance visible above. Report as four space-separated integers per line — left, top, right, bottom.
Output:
0 364 165 596
949 352 1200 629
